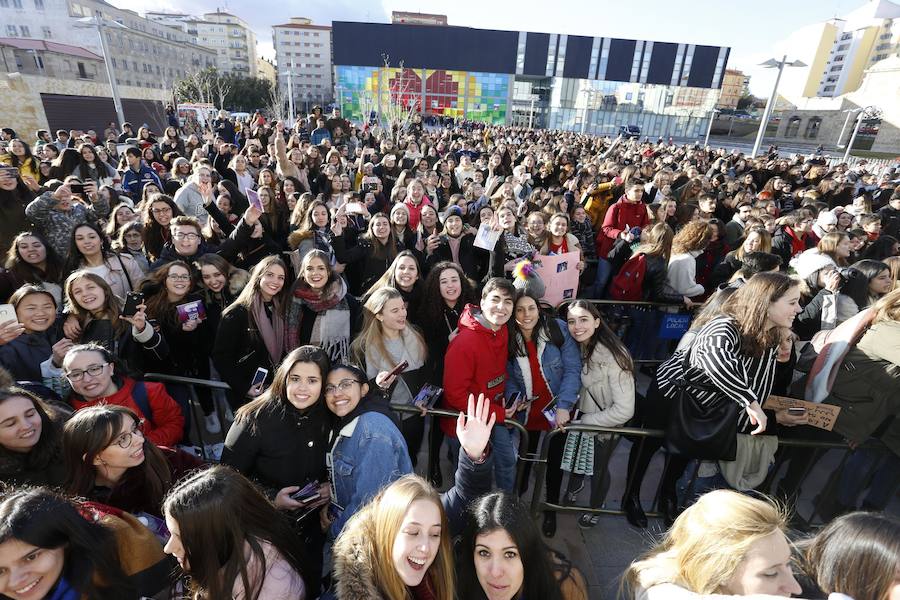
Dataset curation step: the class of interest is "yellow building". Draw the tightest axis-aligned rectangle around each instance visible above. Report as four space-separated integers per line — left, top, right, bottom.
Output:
257 57 276 83
800 0 900 98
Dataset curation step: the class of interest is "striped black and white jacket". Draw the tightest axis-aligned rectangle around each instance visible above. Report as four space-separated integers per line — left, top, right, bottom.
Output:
657 316 777 432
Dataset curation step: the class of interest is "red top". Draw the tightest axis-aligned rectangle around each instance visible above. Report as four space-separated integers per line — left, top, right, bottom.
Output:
524 339 553 431
548 238 568 254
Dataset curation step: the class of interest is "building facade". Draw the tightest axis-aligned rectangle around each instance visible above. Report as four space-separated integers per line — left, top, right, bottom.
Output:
257 56 276 83
716 68 748 109
273 17 333 111
332 22 730 139
391 12 448 26
146 10 258 78
798 0 900 98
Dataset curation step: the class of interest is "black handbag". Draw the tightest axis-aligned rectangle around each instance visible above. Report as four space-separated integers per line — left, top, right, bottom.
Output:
665 346 739 461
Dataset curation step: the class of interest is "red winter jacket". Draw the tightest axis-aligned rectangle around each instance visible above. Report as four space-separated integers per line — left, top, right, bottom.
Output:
597 195 650 258
404 196 433 230
440 304 509 437
70 377 185 448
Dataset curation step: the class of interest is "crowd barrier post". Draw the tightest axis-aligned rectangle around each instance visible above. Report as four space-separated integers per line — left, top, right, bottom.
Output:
144 373 231 461
390 404 531 491
527 422 889 525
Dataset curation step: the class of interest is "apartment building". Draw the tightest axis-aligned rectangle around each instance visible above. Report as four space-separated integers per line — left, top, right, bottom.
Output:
716 69 749 109
272 17 333 109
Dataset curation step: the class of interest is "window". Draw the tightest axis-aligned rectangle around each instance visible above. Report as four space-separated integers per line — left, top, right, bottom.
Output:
0 0 8 7
41 26 50 38
34 0 43 8
804 117 822 139
77 62 87 78
785 116 801 138
6 25 17 37
12 0 22 7
837 43 849 51
111 57 116 67
122 60 128 70
20 25 29 36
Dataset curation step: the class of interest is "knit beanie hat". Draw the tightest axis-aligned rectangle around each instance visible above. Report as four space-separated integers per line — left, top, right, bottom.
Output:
790 249 836 284
445 205 463 220
816 210 838 228
512 259 545 298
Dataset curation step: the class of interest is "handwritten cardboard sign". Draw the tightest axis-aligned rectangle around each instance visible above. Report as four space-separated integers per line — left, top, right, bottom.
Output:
763 395 842 431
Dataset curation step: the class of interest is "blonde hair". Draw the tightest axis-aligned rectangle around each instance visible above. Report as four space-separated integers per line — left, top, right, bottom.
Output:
870 286 900 325
333 475 454 600
351 286 426 369
624 490 789 596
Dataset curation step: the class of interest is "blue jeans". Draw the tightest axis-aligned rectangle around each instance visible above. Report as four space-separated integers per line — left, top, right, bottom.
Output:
447 424 518 492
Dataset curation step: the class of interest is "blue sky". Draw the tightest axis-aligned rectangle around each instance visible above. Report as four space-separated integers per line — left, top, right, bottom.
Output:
112 0 871 96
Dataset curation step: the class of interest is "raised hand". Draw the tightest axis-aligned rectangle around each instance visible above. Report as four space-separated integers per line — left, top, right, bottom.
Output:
456 393 496 461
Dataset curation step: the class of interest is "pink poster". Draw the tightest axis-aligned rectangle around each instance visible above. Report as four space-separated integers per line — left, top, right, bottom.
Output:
533 251 580 307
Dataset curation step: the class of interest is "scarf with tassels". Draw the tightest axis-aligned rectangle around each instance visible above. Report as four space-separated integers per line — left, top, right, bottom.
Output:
289 278 351 363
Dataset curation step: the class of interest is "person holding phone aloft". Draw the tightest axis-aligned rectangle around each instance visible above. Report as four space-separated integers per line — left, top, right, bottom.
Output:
25 180 111 258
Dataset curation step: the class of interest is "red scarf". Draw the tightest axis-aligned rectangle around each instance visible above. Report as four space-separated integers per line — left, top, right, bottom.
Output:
786 227 806 257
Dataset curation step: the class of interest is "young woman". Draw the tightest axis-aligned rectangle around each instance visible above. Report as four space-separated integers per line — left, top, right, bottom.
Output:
63 403 201 518
332 212 401 295
850 258 894 306
425 206 493 284
526 211 547 248
504 291 581 535
288 200 335 268
104 202 137 241
287 249 360 364
772 212 815 266
212 256 290 409
496 204 537 272
256 185 290 250
222 345 333 594
351 287 429 466
653 273 802 513
327 394 495 600
64 222 145 300
113 221 150 273
664 220 712 306
390 202 417 249
364 251 424 324
62 270 165 374
456 492 588 600
139 261 218 431
194 252 247 331
624 490 802 599
0 285 67 394
709 226 772 288
141 194 184 262
561 301 635 530
2 231 64 304
0 487 158 600
72 143 117 186
800 511 900 600
163 466 307 600
0 387 70 487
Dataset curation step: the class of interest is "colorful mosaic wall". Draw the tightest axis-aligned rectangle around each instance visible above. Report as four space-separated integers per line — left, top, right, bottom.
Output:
334 65 509 125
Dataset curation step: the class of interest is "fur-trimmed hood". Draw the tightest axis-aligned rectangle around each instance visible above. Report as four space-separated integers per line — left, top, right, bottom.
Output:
228 267 250 296
331 518 385 600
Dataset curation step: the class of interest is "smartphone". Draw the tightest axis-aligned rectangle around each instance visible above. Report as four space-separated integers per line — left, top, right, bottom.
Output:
250 367 269 389
0 304 17 324
787 407 807 415
386 360 409 379
69 183 86 195
504 392 523 410
122 292 144 317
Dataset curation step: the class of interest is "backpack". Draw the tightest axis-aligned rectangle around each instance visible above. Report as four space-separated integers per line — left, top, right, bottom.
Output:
609 253 647 301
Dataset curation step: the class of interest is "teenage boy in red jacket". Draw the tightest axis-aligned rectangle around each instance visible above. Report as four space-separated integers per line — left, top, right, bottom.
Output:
442 277 517 491
597 179 650 258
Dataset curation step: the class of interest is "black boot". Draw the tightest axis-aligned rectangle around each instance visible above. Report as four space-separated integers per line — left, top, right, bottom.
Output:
623 493 648 528
659 491 679 528
542 512 557 537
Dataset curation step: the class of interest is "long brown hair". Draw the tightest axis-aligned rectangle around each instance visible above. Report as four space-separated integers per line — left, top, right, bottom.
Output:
141 260 193 327
720 272 800 357
633 222 674 261
62 404 172 506
563 300 633 372
63 270 127 337
224 254 289 318
351 286 426 368
672 220 711 255
164 466 308 600
235 345 331 432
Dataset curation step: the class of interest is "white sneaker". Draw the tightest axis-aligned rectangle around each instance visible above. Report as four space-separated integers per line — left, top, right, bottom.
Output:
204 412 221 434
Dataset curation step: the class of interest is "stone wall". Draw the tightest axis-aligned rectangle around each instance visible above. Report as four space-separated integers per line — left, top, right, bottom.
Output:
0 72 169 137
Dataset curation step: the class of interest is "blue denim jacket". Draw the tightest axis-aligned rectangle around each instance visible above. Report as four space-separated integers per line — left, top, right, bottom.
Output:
328 410 412 539
505 318 582 411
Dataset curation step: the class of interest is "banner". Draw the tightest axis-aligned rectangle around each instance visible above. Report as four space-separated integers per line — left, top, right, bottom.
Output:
533 251 580 307
762 395 842 431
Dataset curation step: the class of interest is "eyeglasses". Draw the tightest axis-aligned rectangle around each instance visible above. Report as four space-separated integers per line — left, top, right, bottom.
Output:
167 273 191 281
151 207 172 214
173 232 200 241
65 362 108 381
111 419 145 449
324 378 359 397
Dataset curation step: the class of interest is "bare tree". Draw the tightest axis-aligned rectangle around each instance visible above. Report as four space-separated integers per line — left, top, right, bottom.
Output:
267 82 287 122
377 55 419 144
214 74 232 111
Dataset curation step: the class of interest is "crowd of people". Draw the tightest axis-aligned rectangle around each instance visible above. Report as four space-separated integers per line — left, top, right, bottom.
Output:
0 105 897 599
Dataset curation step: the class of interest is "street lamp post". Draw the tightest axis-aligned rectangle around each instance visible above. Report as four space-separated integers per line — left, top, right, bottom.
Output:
751 55 807 158
287 59 296 124
836 107 862 148
842 106 881 163
75 14 125 129
703 108 720 147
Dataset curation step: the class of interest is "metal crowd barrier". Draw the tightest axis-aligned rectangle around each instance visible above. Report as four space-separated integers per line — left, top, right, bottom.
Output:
527 423 888 525
391 403 532 492
144 372 231 462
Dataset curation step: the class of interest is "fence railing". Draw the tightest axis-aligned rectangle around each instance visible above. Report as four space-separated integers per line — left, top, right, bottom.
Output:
528 423 888 525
